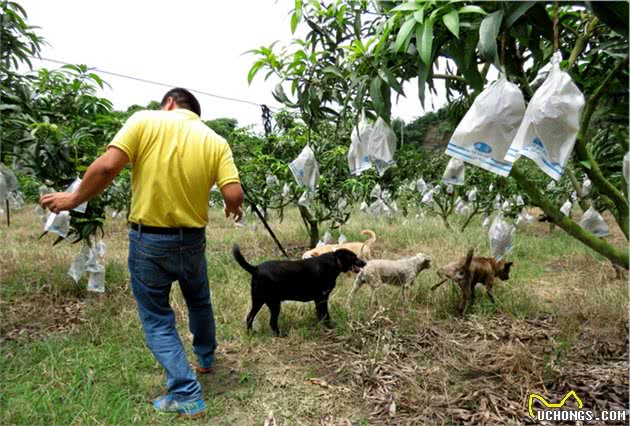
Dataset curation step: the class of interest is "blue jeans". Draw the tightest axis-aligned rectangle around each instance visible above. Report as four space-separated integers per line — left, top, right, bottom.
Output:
128 228 216 402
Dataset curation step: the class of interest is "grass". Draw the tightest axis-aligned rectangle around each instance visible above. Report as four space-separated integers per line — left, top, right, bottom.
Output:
0 205 627 424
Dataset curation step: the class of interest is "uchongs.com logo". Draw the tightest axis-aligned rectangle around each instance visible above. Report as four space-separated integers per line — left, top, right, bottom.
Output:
528 390 628 423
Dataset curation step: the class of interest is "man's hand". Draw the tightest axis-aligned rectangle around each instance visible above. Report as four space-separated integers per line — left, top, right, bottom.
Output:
40 192 79 214
224 205 243 223
220 182 245 223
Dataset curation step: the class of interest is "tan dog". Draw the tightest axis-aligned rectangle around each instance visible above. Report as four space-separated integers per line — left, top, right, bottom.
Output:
432 248 513 314
302 230 376 260
346 253 432 306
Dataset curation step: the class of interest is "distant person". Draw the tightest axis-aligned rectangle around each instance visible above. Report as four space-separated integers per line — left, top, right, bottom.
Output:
40 88 244 418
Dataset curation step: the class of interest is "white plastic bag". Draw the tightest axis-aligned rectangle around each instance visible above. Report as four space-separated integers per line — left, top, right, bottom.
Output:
416 178 428 194
68 244 91 283
515 195 525 207
506 52 585 180
579 207 609 237
489 214 516 260
65 178 88 213
624 152 629 182
44 211 71 238
0 174 7 203
0 164 18 193
338 234 347 245
421 190 434 206
289 145 320 189
446 77 525 176
368 117 397 176
560 199 572 216
482 215 492 229
467 187 478 202
446 184 454 195
348 114 397 176
265 174 279 186
348 113 373 176
581 178 592 197
88 268 106 293
368 199 390 216
442 157 465 185
337 197 348 210
298 190 314 208
282 183 291 200
370 184 382 199
360 201 369 212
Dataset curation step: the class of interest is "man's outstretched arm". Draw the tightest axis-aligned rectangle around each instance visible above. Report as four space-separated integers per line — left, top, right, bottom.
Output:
40 147 129 213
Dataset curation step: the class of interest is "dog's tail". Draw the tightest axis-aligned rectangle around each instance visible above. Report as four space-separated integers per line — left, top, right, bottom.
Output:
360 229 376 246
232 244 257 275
463 247 474 275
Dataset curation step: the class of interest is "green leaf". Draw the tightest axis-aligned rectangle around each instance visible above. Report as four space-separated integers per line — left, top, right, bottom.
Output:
580 160 592 170
504 1 535 28
416 19 434 66
458 5 487 15
417 60 430 107
247 60 264 84
370 76 386 120
442 9 459 38
378 67 404 96
291 13 299 34
586 1 629 38
478 10 503 63
395 18 416 53
413 10 424 24
322 66 344 79
391 2 422 12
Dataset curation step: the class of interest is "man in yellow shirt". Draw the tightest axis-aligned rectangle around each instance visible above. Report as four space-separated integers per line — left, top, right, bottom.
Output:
40 88 244 418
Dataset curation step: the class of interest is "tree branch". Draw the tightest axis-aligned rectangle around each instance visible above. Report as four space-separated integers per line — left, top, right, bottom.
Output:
511 164 628 268
573 55 629 239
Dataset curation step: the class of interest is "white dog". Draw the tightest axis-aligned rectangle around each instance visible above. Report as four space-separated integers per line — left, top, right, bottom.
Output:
346 253 431 306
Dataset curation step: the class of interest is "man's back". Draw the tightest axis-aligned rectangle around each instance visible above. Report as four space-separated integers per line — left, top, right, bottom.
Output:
110 109 240 227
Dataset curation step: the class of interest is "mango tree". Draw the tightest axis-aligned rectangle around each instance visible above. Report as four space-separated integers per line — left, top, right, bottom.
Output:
250 0 628 268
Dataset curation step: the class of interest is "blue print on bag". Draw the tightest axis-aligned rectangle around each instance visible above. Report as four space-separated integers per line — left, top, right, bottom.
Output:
474 142 492 154
532 137 545 149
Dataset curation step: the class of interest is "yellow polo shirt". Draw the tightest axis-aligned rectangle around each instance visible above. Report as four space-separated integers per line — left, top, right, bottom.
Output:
109 109 240 227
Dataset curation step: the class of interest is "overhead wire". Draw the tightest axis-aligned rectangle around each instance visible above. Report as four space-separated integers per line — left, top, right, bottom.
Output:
30 56 277 110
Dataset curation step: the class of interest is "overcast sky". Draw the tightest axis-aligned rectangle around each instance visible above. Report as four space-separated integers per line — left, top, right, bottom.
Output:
20 0 447 129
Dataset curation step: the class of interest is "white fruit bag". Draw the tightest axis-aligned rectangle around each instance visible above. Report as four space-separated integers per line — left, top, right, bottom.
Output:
0 174 7 203
581 178 592 197
467 187 478 202
348 113 374 175
368 117 397 176
560 199 572 216
44 211 71 238
446 77 525 176
289 145 320 189
506 52 585 180
579 207 609 237
360 201 369 212
489 214 515 260
338 234 347 245
416 178 428 194
370 184 382 199
442 157 465 185
65 178 88 213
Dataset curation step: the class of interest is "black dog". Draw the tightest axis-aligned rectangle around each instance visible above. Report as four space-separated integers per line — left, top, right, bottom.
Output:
232 245 366 336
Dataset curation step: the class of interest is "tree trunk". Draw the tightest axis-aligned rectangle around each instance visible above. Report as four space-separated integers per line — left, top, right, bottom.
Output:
298 205 319 248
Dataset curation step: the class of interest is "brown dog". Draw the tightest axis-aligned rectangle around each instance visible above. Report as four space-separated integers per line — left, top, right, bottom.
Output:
302 230 376 259
432 248 513 314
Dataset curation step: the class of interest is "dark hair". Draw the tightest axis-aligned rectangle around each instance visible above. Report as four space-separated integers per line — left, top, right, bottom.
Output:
161 88 201 116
